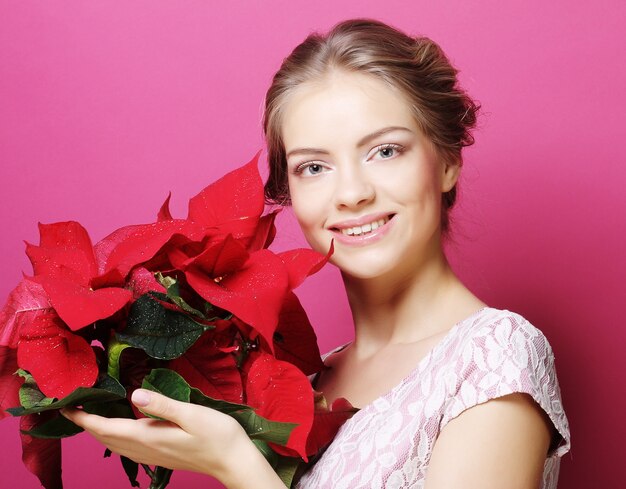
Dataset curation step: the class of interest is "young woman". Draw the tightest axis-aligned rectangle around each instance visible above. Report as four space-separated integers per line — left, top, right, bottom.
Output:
63 19 571 488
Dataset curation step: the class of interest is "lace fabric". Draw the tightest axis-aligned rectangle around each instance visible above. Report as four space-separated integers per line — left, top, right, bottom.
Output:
296 308 571 488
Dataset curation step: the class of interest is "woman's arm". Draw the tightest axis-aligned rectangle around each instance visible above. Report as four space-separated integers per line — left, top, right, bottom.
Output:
424 393 552 489
61 389 285 489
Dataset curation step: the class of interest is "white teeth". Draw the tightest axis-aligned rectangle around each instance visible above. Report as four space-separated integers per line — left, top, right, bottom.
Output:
339 216 390 236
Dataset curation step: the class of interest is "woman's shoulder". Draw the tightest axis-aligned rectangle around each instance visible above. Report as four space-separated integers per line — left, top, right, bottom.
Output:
442 306 571 458
455 307 556 357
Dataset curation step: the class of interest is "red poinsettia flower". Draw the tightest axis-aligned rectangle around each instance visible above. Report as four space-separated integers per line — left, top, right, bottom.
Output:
305 393 358 457
0 277 99 406
272 292 324 376
102 153 267 282
169 328 243 404
185 152 266 245
0 347 22 419
25 221 132 331
17 310 98 398
0 278 50 350
21 411 62 489
100 154 332 351
244 352 314 460
0 279 50 416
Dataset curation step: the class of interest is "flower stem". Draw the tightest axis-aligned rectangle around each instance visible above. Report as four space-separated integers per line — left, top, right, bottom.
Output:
148 466 173 489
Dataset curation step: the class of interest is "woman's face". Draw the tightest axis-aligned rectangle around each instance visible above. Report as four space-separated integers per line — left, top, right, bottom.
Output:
281 71 459 280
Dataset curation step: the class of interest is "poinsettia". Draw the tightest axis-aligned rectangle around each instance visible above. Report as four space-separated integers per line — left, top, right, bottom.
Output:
0 275 101 400
26 221 133 331
244 352 315 460
169 328 243 404
0 153 354 489
17 311 98 398
102 153 267 282
0 348 21 419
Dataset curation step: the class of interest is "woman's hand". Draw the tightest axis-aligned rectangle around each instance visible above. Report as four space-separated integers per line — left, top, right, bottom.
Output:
60 389 285 489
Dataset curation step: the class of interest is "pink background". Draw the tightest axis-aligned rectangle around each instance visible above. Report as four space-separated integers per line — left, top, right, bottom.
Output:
1 1 624 487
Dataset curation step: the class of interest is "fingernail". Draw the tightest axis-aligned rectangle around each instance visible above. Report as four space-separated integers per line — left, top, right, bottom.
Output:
132 389 152 407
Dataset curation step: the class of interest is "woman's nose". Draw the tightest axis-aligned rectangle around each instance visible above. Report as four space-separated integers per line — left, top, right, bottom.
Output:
333 165 375 209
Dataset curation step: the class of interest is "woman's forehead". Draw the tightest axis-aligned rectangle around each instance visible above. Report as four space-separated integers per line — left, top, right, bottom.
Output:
281 71 418 150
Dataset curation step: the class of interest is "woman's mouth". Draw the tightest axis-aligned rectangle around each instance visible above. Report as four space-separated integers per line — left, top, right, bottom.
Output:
338 216 391 237
329 214 396 245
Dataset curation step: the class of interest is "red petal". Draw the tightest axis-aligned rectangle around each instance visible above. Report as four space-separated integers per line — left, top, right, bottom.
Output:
93 224 144 275
246 209 280 251
0 278 52 348
274 292 324 376
245 353 314 460
17 311 98 398
157 192 174 221
0 347 23 419
127 267 166 299
26 221 97 285
185 250 289 350
169 331 243 403
306 395 357 456
104 220 200 279
21 412 62 489
89 267 126 289
38 277 132 331
187 152 264 239
278 242 333 290
186 235 249 277
159 234 194 270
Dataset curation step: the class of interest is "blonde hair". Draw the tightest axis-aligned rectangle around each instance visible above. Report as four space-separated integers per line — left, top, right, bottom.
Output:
263 18 479 231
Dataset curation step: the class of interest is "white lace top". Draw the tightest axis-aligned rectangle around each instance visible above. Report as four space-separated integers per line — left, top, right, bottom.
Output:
296 307 571 488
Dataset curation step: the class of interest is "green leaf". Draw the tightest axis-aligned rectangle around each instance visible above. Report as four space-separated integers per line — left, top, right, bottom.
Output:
20 413 84 439
83 398 135 418
7 375 126 416
142 368 191 403
155 274 205 318
229 409 297 445
120 456 140 488
141 369 297 446
16 369 55 409
188 388 250 414
107 336 132 381
117 294 210 360
275 456 301 488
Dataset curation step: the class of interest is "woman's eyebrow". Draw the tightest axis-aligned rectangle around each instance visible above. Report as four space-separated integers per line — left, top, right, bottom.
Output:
285 126 413 159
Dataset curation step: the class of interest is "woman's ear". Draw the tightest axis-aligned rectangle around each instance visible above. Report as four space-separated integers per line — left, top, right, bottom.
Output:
441 159 461 193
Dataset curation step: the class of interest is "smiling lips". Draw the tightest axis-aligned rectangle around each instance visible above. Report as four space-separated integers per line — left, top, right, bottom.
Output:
330 213 395 245
339 216 390 236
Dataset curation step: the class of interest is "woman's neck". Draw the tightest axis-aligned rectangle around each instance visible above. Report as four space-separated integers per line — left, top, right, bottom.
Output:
342 247 482 356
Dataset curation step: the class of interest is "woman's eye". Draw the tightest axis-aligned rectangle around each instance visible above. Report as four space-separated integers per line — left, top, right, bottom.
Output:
373 144 404 160
296 162 325 176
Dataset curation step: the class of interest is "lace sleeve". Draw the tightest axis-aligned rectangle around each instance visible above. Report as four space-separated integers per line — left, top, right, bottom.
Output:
440 312 571 458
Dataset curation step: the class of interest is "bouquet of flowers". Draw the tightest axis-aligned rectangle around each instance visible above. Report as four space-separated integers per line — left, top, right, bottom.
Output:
0 153 356 489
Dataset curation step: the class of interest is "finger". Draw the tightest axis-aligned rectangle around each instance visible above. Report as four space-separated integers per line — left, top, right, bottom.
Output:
59 407 92 427
60 408 135 439
131 389 189 429
132 389 231 436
